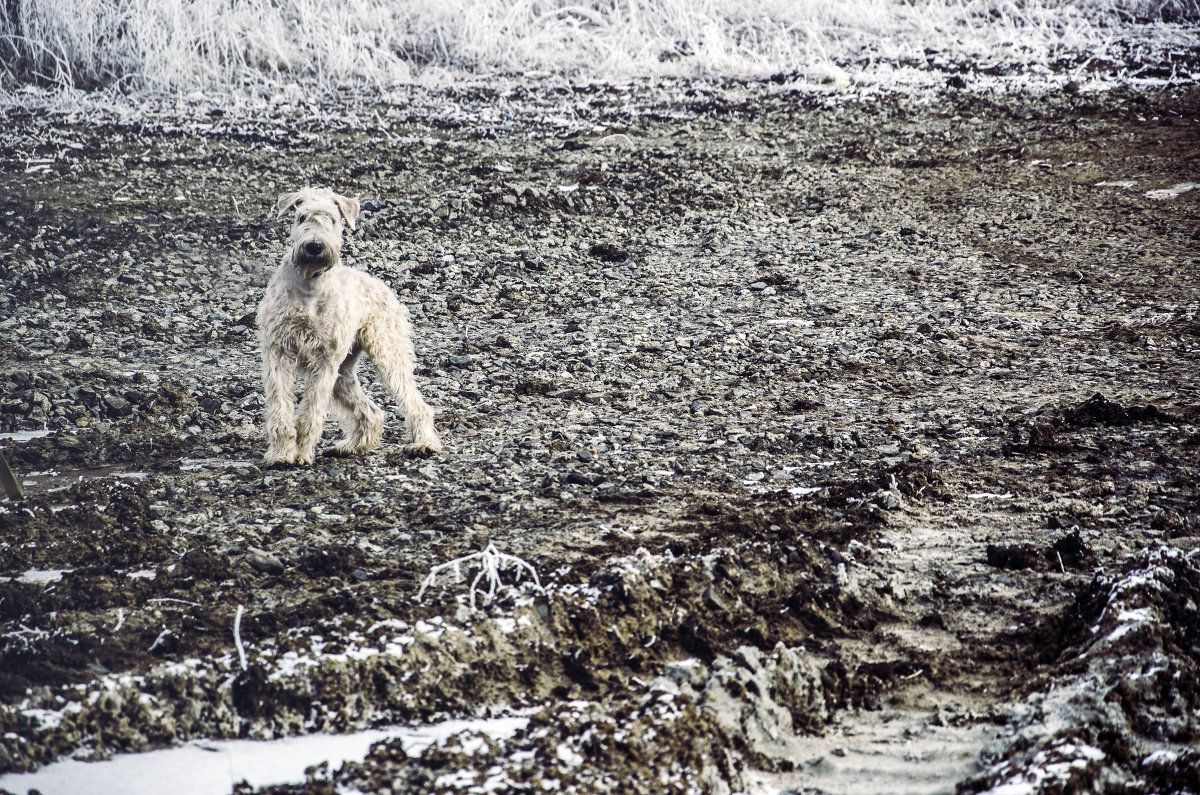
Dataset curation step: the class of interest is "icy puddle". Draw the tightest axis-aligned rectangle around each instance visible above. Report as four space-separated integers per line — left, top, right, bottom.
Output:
0 716 528 795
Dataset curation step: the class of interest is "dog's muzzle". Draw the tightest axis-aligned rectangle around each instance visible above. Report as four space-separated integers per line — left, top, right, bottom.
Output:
295 239 333 269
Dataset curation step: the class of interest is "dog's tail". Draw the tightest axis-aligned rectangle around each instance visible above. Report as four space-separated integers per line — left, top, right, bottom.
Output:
361 306 443 453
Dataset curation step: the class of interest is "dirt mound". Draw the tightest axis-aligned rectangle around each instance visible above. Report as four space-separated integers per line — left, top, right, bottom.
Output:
1063 392 1172 427
965 548 1200 793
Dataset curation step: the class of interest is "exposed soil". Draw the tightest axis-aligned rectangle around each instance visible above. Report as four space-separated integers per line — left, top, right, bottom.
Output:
1 78 1199 794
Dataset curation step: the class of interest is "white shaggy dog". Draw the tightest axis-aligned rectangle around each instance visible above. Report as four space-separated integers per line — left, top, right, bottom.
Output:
256 187 442 465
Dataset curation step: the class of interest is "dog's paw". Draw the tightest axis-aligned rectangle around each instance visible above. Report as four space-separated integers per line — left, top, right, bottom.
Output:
331 438 377 457
263 449 299 467
329 440 357 457
401 441 442 457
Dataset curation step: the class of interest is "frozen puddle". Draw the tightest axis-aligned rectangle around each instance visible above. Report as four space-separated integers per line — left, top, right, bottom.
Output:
0 716 528 795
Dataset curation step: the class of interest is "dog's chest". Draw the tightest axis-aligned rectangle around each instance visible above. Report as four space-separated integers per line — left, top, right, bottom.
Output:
271 289 352 352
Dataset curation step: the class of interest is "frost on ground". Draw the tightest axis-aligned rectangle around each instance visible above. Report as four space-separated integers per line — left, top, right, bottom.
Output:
0 70 1198 793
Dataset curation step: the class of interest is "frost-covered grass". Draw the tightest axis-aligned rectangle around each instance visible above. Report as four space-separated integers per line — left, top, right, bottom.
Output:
1 0 1197 96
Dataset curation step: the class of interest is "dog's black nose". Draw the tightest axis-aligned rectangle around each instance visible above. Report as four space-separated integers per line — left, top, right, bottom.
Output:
303 241 325 257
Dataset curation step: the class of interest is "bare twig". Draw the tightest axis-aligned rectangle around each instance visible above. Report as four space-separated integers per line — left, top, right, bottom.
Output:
147 627 171 652
233 604 247 671
147 597 201 607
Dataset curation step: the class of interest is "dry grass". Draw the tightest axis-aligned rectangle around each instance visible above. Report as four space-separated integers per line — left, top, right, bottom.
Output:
1 0 1197 95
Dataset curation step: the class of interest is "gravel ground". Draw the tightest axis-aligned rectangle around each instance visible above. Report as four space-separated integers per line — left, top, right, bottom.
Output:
1 77 1199 794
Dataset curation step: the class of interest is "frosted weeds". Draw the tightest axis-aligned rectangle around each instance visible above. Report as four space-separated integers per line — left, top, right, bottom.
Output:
416 542 544 609
1 0 1195 98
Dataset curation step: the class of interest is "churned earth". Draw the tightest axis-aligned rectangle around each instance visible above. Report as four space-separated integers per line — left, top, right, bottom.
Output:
1 76 1199 794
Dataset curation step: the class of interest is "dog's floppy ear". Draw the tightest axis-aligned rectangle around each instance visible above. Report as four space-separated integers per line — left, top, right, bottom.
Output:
275 191 304 219
333 194 360 231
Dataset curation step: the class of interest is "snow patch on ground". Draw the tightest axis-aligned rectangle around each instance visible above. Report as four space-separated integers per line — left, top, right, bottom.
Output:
0 430 51 441
1144 182 1199 200
0 717 528 795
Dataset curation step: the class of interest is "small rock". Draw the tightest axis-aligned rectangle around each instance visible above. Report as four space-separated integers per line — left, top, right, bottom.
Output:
876 489 903 511
103 393 133 416
588 242 629 262
564 470 600 487
246 546 284 575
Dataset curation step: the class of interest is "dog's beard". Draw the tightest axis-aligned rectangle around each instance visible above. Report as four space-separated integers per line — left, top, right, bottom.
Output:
292 245 337 272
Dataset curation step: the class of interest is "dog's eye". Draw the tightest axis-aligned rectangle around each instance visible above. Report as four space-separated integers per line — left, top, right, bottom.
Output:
296 213 308 223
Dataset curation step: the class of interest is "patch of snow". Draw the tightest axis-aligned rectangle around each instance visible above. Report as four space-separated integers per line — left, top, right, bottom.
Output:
22 702 83 731
413 619 446 639
0 430 51 441
788 486 823 497
1142 749 1178 766
555 742 584 767
16 568 73 585
1144 182 1199 200
0 717 528 795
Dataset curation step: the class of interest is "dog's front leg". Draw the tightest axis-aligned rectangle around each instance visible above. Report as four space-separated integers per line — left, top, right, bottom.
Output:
263 351 300 465
294 362 339 465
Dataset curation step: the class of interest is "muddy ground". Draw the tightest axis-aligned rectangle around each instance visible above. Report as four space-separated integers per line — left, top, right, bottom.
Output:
1 77 1199 794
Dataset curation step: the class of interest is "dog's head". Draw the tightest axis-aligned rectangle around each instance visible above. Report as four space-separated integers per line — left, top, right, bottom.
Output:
275 187 361 274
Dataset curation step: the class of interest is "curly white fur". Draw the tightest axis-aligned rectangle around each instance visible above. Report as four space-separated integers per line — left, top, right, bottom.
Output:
256 187 442 465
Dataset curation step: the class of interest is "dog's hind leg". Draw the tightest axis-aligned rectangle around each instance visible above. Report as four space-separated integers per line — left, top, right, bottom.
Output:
331 344 385 455
361 309 443 453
